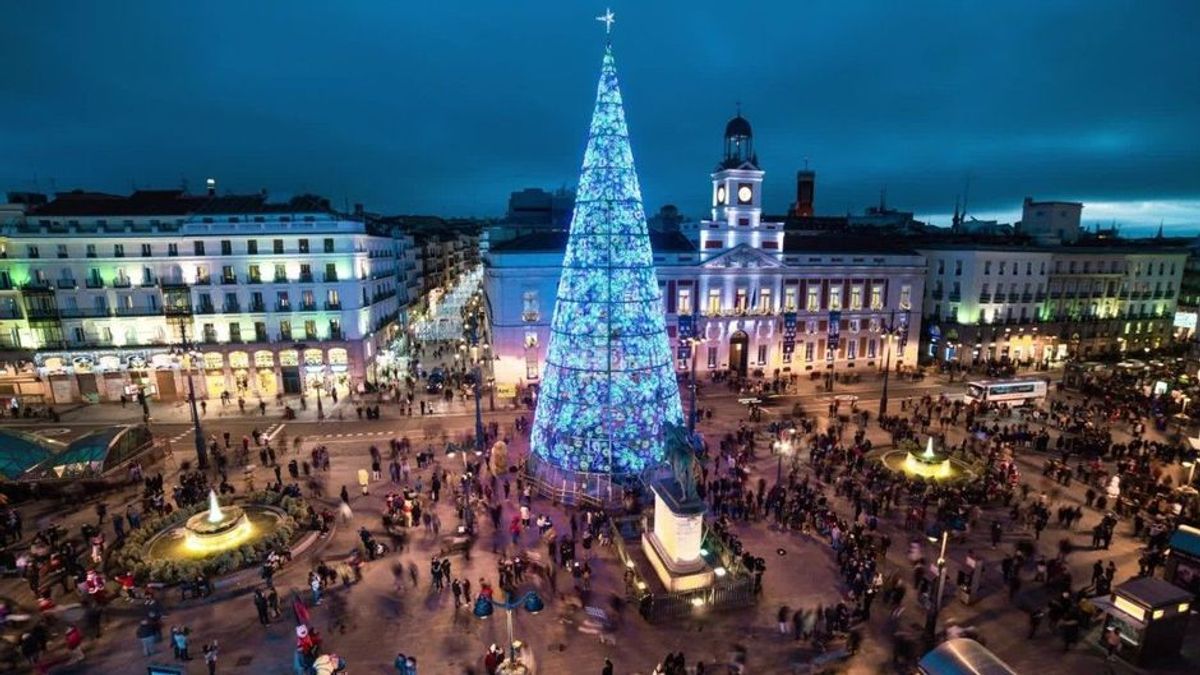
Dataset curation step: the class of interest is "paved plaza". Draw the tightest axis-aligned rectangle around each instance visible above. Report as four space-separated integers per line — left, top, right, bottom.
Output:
1 363 1198 674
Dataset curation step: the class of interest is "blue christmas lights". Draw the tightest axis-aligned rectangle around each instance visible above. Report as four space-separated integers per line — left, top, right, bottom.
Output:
530 45 684 476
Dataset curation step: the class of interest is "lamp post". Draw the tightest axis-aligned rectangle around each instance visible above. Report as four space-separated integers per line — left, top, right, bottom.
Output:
473 590 544 663
688 336 705 432
173 324 209 470
924 528 950 644
879 310 897 417
774 433 794 483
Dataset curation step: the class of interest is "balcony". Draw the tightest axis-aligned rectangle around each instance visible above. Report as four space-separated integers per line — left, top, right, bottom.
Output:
1007 293 1020 303
1021 294 1034 303
947 293 961 302
276 302 292 312
249 301 266 313
329 329 345 341
325 301 342 311
194 276 211 286
0 280 11 291
114 306 163 317
247 275 262 284
227 334 244 344
0 307 21 319
274 275 288 283
56 279 78 290
930 290 944 300
21 280 54 292
223 302 241 313
25 307 60 320
164 305 193 317
159 278 188 289
113 278 132 288
1034 293 1046 302
323 273 339 283
221 275 238 285
522 311 540 322
60 307 111 318
300 302 317 312
299 274 314 283
201 332 219 344
254 331 269 343
279 331 293 341
978 294 991 303
196 304 217 315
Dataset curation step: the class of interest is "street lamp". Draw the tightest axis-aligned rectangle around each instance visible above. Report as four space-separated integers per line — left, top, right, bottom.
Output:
879 310 897 417
473 590 544 663
687 336 706 432
923 527 950 643
774 430 795 482
171 325 209 470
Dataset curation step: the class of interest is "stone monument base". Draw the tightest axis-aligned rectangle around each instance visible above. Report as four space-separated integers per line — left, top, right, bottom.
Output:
642 478 715 592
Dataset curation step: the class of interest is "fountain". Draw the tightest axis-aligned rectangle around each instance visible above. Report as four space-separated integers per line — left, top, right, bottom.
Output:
880 437 971 482
181 490 255 553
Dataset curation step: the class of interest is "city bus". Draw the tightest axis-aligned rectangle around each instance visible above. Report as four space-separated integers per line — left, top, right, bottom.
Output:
963 378 1048 407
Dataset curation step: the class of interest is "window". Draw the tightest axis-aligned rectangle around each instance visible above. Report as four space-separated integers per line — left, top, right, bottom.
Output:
142 267 154 285
678 288 692 315
248 265 261 282
247 240 258 255
326 289 340 308
141 243 152 257
829 286 842 310
758 289 771 312
899 285 912 309
846 339 857 360
56 244 68 258
707 289 721 314
867 339 877 359
806 286 820 311
998 261 1006 275
324 263 337 282
323 238 334 253
954 260 962 276
329 318 342 338
757 344 768 365
220 240 232 255
984 261 991 275
168 243 178 257
805 342 814 362
221 265 235 283
251 291 264 310
299 264 312 281
522 291 539 321
274 264 287 282
849 319 860 332
114 244 125 258
301 290 315 308
806 319 818 334
87 244 97 258
870 285 883 309
952 281 961 296
298 239 310 254
735 288 748 311
273 239 284 254
195 265 210 283
784 287 797 311
304 320 317 340
254 321 268 342
1026 262 1032 275
279 320 292 340
849 285 863 310
229 323 242 342
937 260 945 275
276 291 290 310
194 241 205 255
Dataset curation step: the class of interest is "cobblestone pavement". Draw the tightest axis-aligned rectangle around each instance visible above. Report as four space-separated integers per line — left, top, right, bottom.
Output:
2 372 1198 674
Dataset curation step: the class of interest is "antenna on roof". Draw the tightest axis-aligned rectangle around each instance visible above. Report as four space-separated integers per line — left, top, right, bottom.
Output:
180 175 189 193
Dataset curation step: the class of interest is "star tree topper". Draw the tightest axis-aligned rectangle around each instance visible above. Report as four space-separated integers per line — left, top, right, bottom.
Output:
596 7 615 35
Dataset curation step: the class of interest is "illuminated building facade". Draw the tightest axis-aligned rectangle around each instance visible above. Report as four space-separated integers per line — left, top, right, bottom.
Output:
0 189 408 404
485 113 926 391
918 243 1187 364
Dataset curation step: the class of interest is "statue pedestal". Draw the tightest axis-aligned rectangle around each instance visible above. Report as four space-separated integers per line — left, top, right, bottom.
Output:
641 479 714 592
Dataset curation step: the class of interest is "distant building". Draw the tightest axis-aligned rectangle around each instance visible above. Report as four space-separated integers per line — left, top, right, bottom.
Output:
1019 197 1083 243
647 204 685 233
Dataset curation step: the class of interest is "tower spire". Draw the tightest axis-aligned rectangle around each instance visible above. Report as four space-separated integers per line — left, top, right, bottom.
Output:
529 42 683 480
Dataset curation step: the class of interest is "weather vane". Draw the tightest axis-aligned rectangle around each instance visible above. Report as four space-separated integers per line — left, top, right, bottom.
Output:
596 7 615 35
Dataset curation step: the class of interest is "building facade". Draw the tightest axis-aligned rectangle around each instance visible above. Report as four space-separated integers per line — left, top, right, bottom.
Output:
918 242 1187 365
0 189 409 405
485 115 925 388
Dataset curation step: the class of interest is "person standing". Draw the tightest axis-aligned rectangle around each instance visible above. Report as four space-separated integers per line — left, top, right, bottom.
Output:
602 657 614 675
203 640 218 674
254 588 270 625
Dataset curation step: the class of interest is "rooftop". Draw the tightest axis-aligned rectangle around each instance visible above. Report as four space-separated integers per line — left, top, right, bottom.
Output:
26 189 338 218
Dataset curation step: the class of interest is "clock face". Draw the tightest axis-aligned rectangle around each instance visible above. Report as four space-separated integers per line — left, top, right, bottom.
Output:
716 185 726 204
737 185 753 204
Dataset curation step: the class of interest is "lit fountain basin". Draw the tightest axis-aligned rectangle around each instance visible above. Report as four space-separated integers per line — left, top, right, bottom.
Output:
145 491 286 561
880 438 973 482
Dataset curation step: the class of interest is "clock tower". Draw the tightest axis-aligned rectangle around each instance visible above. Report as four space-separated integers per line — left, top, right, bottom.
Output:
699 111 780 257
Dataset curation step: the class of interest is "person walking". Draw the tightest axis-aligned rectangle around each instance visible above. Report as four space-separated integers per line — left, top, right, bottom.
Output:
136 620 156 656
254 588 270 625
203 640 218 674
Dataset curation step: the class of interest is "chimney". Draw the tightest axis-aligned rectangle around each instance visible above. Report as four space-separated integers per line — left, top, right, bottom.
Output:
792 169 815 217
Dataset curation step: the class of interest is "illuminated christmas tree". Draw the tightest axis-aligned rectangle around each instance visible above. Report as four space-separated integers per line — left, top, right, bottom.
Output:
530 42 683 478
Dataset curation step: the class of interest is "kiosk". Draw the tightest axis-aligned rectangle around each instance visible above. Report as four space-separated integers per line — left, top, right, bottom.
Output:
1164 524 1200 596
1091 577 1192 666
918 638 1017 675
